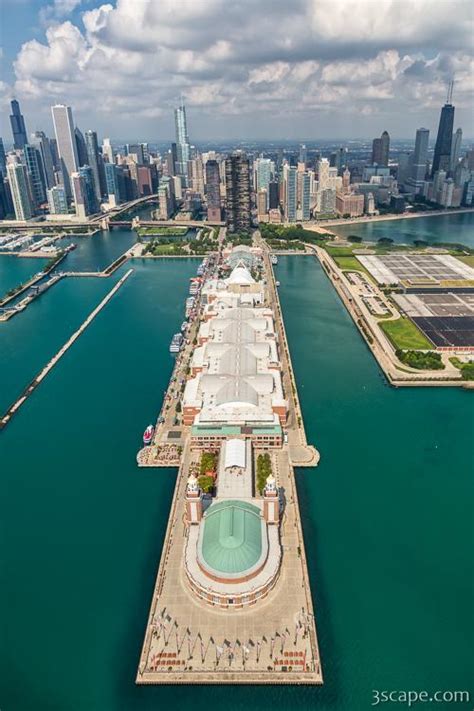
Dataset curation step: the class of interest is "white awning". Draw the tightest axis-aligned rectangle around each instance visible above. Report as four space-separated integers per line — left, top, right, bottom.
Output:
224 439 246 469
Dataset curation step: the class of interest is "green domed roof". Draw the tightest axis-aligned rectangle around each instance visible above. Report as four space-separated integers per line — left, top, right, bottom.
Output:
199 500 264 575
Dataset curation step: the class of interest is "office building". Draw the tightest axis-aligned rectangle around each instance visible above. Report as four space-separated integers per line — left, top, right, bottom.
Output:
335 192 364 217
450 128 462 173
225 152 251 233
0 138 7 179
31 131 56 189
47 185 68 215
408 127 429 191
10 99 28 150
7 156 34 220
51 104 79 196
371 131 390 166
74 127 88 167
102 138 114 164
431 87 455 176
301 172 311 220
85 129 106 201
205 159 221 222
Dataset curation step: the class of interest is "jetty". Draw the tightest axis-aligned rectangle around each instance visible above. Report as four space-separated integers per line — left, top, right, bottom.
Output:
0 269 133 430
136 243 322 685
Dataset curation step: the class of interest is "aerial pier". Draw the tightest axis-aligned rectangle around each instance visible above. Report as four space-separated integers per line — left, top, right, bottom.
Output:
136 243 322 685
0 269 132 430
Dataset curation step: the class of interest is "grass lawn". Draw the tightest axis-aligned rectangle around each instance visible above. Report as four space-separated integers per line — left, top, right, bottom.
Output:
333 255 366 271
379 317 433 350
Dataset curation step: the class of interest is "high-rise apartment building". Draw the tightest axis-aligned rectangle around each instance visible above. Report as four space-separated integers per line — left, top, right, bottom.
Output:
51 104 79 196
255 158 272 192
225 152 251 233
205 159 221 222
24 144 47 206
7 156 34 220
47 185 68 214
10 99 28 150
283 164 297 222
431 89 455 177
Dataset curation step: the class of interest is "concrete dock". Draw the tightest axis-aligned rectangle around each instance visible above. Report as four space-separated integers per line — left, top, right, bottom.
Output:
136 246 322 685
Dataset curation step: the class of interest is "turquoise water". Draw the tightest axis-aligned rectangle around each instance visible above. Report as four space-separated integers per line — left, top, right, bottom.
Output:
0 255 48 299
61 228 136 272
332 211 474 247
0 220 473 710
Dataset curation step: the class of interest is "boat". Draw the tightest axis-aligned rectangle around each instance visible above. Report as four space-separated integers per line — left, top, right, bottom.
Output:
271 254 278 264
275 280 280 287
181 321 188 332
169 332 184 353
143 424 154 445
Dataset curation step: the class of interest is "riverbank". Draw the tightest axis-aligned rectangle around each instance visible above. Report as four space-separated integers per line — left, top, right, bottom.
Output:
305 207 474 232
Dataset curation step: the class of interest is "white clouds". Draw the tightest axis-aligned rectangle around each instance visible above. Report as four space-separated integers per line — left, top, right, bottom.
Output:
9 0 474 137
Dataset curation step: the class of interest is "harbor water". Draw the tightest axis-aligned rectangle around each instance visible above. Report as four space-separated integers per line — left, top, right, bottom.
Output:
0 214 473 710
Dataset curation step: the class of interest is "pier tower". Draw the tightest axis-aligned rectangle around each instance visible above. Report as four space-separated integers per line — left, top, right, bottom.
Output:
263 473 280 524
185 473 202 524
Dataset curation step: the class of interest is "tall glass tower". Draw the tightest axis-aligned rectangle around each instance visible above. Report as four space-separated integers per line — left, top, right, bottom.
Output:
51 104 79 197
431 86 455 177
10 99 28 150
174 101 190 181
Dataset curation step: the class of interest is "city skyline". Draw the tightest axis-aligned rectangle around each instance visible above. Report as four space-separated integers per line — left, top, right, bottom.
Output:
1 0 473 140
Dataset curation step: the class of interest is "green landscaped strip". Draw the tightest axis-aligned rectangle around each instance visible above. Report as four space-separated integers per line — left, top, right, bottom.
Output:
333 256 366 272
379 317 433 350
454 255 474 267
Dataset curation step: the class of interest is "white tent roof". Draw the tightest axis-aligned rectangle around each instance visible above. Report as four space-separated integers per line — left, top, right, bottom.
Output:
226 266 255 285
224 438 246 469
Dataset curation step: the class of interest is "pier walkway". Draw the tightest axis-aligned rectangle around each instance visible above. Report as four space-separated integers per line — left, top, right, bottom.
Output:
0 269 133 430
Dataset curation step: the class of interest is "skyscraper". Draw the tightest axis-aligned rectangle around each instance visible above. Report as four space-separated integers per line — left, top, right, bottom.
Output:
205 159 221 222
85 129 106 201
24 144 47 206
174 101 190 182
450 128 462 173
225 152 251 233
255 158 272 192
431 87 455 177
10 99 28 150
408 127 430 192
102 138 114 164
31 131 56 189
75 127 88 167
51 104 79 196
283 164 297 222
371 131 390 166
7 156 34 220
105 163 121 204
0 138 7 178
78 165 99 214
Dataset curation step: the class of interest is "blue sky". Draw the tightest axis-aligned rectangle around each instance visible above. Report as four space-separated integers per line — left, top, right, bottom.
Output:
1 0 473 143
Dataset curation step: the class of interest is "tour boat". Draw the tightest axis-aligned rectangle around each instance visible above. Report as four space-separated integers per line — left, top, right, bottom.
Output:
143 424 154 445
271 254 278 264
169 333 184 353
181 321 188 332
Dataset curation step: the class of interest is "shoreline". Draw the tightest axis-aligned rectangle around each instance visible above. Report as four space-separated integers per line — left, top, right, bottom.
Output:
304 207 474 233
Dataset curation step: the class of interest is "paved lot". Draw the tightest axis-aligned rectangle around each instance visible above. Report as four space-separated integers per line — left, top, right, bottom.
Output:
358 254 474 286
